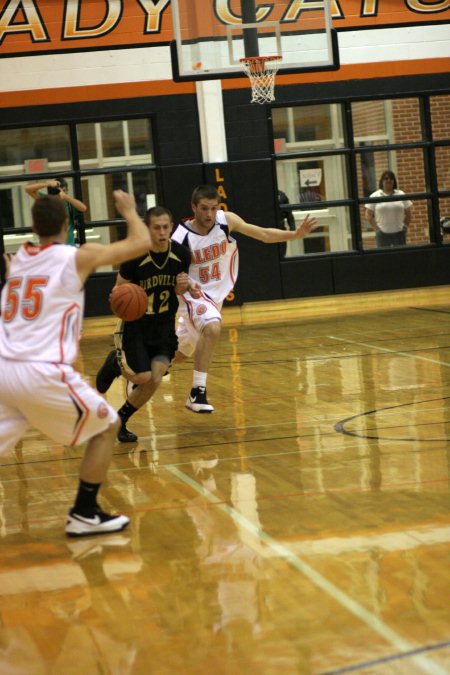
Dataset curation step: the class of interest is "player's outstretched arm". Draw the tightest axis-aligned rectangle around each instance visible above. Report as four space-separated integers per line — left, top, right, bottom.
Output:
75 190 150 283
226 211 317 243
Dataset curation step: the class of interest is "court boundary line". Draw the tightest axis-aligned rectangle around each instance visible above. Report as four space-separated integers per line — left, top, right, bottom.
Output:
328 335 450 368
321 639 450 674
166 464 447 675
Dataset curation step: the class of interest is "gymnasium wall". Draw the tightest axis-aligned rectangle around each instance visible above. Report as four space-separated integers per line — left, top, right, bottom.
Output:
0 1 449 107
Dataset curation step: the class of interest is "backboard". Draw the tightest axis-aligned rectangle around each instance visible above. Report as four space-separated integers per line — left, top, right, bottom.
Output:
170 0 339 81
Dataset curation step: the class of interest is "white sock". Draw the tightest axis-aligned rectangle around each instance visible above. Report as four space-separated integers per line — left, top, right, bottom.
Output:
193 371 207 389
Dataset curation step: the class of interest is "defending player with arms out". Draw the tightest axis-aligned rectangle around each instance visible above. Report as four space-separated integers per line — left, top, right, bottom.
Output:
95 206 200 443
171 185 317 413
0 191 150 537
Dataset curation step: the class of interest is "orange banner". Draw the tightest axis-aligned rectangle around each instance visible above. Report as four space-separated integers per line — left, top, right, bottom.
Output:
0 0 448 56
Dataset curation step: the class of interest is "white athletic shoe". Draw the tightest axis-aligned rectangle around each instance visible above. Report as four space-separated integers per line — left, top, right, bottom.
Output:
185 386 214 413
65 508 130 537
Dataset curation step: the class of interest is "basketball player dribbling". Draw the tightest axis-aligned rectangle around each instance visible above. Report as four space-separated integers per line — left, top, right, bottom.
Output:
0 190 150 537
171 185 317 413
95 206 201 443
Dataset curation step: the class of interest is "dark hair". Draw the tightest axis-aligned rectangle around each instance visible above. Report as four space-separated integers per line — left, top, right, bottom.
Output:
191 185 219 205
144 205 173 225
56 177 68 189
32 195 68 237
47 177 68 195
379 170 397 189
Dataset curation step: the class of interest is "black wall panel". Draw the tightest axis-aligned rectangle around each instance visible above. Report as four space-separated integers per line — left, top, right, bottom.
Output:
0 94 202 167
160 163 204 223
85 273 116 318
281 257 335 299
332 247 450 294
228 159 283 302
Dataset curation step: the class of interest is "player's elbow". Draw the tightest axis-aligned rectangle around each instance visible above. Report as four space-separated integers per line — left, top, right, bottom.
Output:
259 231 272 244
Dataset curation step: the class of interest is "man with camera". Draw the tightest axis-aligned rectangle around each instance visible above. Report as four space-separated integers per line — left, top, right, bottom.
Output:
25 178 87 246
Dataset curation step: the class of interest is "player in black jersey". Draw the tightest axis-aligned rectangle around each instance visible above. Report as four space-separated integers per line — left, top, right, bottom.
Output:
96 206 200 442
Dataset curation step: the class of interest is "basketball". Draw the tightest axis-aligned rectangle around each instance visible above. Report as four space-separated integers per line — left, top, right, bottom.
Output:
109 283 148 321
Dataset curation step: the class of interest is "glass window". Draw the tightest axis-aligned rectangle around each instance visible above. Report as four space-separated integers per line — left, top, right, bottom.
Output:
286 206 353 256
0 180 42 230
0 126 72 176
272 103 344 153
76 118 154 167
82 170 158 222
435 146 450 192
440 197 450 245
430 94 450 140
358 149 428 250
352 98 423 147
356 148 426 197
0 118 157 264
276 155 348 204
361 199 430 250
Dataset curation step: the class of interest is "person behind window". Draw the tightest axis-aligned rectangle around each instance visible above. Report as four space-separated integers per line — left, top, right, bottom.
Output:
278 190 296 231
299 186 322 203
25 177 87 246
364 170 412 248
277 190 296 258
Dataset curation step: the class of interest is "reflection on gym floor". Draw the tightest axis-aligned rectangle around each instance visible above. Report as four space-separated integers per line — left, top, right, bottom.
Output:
1 304 450 674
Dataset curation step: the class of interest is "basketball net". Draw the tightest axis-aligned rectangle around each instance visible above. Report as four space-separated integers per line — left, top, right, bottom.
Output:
240 55 282 104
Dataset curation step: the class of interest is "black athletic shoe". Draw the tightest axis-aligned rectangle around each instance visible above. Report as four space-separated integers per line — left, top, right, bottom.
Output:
118 424 138 443
65 507 129 537
185 386 214 413
96 350 121 393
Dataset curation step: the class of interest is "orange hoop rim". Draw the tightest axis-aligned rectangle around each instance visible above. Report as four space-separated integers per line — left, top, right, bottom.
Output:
239 55 282 65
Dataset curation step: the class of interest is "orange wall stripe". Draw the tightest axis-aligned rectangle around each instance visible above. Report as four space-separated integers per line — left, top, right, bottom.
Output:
0 79 196 108
222 57 450 90
0 57 448 109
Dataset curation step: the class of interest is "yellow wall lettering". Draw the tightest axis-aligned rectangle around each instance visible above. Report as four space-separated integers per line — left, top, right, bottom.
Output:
0 0 48 45
137 0 171 33
215 0 272 24
63 0 121 39
405 0 450 11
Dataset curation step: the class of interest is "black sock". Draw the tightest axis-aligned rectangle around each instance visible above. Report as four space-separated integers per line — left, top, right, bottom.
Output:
118 401 138 425
73 480 101 514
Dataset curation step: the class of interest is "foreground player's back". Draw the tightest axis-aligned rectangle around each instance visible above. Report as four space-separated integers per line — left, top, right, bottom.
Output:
0 242 82 364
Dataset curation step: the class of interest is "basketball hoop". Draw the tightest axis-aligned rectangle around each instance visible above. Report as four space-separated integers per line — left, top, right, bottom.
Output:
240 55 282 104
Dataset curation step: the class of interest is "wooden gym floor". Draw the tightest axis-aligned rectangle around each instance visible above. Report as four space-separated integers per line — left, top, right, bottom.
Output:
0 287 449 674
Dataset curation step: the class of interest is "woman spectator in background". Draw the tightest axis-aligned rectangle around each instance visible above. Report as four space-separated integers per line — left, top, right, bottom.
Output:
365 170 412 248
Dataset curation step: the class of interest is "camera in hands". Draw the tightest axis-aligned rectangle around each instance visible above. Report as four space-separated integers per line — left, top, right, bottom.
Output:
47 183 61 195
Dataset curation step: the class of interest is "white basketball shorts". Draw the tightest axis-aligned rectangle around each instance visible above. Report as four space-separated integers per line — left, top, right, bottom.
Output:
0 357 118 455
176 293 222 357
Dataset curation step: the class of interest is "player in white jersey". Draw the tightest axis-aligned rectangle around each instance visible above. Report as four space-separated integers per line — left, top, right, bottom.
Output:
170 185 317 413
0 191 150 537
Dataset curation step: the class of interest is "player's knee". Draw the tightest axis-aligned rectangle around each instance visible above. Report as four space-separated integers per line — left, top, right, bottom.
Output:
132 371 152 385
204 320 221 340
174 349 189 362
